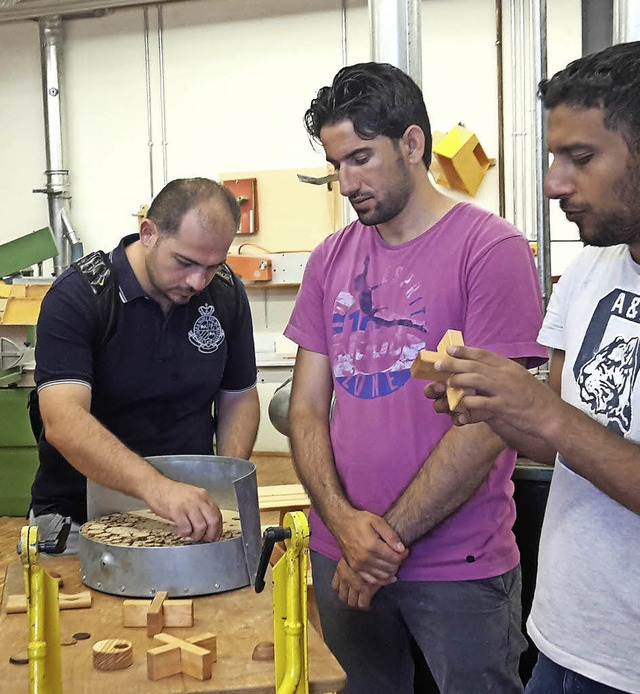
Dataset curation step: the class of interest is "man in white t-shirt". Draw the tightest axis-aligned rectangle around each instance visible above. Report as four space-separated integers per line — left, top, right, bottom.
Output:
426 41 640 694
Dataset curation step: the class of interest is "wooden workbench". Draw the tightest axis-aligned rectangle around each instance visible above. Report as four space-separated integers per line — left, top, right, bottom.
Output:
0 553 345 693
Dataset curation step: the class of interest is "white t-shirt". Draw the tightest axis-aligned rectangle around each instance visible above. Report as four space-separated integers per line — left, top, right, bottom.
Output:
532 244 640 693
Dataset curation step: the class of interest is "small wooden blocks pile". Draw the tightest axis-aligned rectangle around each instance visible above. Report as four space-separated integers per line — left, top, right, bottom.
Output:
411 330 465 410
81 509 242 547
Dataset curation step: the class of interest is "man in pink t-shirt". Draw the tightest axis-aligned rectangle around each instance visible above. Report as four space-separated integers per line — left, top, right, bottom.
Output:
285 62 547 694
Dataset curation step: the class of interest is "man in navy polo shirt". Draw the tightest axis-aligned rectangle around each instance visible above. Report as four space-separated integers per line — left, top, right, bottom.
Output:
30 178 259 551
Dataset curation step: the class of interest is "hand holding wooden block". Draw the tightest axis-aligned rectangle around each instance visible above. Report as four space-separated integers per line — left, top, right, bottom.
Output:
411 330 465 410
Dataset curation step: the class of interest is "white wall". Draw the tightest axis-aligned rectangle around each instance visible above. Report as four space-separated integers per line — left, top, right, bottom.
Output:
0 0 585 451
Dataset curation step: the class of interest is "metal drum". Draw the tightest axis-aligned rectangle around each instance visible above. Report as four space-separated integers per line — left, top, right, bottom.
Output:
79 455 261 598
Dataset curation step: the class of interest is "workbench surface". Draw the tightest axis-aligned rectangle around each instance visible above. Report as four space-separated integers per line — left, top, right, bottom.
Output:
0 551 345 693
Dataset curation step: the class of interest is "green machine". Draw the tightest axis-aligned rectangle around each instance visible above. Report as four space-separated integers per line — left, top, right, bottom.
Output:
0 227 58 515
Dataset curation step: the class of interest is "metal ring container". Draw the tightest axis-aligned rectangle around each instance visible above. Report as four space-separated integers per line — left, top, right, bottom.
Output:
79 455 261 598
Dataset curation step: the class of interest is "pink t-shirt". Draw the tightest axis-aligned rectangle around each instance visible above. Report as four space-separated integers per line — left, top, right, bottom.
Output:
285 203 548 580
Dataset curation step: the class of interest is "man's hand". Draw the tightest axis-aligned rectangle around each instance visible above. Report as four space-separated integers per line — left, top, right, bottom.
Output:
332 557 385 609
144 476 223 542
426 346 559 437
332 509 408 584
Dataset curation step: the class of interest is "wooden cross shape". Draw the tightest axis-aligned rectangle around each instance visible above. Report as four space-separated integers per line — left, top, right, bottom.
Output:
122 590 194 636
147 632 217 681
410 329 465 410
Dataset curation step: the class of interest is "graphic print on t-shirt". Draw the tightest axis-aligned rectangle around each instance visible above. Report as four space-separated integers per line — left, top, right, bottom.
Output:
188 303 224 354
331 256 428 399
574 289 640 435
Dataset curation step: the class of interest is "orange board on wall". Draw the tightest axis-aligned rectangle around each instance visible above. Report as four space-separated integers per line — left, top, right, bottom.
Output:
222 178 258 234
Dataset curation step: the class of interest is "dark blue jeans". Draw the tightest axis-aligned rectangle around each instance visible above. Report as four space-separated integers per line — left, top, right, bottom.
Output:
526 653 629 693
312 551 527 694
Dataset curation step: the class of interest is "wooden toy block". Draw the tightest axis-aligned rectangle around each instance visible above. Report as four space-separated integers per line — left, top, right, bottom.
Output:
147 643 182 680
6 590 92 614
122 596 194 629
411 330 465 410
92 638 134 671
432 125 494 196
146 631 217 681
146 591 168 636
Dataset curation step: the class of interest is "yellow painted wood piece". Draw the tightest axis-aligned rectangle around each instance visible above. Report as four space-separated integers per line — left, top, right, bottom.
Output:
411 330 465 410
432 125 492 196
122 597 193 628
1 297 43 325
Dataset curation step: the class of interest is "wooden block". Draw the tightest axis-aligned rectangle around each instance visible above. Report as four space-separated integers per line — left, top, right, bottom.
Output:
179 641 213 681
188 632 217 662
258 484 310 511
152 633 212 680
147 643 182 681
252 641 274 661
6 591 92 614
92 639 133 671
411 329 466 410
122 600 149 627
409 350 446 381
123 598 193 628
147 591 168 637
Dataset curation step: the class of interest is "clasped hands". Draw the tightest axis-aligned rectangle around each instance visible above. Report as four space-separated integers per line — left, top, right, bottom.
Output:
333 510 408 610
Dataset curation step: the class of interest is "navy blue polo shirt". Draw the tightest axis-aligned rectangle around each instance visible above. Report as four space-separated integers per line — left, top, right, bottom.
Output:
30 234 257 523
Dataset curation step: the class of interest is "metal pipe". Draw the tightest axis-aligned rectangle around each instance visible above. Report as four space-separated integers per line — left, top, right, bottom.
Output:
143 7 155 198
37 16 70 276
369 0 422 87
495 0 505 218
341 0 350 228
341 0 347 65
508 1 520 227
157 4 168 186
613 0 640 42
530 0 552 307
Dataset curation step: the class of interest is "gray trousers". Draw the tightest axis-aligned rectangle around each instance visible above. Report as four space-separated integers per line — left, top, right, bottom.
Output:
312 551 527 694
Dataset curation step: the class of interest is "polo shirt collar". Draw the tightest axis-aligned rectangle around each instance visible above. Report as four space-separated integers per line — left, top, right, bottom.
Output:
110 234 147 303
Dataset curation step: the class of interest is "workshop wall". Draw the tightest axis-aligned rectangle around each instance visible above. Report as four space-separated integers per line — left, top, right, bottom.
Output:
1 0 581 266
0 0 583 453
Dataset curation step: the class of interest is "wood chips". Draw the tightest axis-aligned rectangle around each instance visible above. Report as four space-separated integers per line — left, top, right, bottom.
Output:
80 509 242 548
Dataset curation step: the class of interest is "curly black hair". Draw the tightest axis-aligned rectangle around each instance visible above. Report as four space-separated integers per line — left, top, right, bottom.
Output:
304 62 432 169
539 41 640 154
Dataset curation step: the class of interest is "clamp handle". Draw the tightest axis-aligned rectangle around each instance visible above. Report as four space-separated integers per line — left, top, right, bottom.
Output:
16 519 71 556
254 525 291 594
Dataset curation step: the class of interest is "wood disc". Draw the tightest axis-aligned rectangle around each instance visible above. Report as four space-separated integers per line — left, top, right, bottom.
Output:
92 639 133 671
81 509 243 548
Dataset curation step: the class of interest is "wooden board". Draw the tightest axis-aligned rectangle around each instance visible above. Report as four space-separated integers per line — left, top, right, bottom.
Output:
0 557 345 693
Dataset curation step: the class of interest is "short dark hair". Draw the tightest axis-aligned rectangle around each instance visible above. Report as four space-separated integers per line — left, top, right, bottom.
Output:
539 41 640 155
146 178 240 235
304 62 432 169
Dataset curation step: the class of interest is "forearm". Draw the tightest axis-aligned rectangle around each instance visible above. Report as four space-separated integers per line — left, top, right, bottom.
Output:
385 423 506 545
215 387 260 459
542 399 640 513
289 406 354 536
44 401 164 499
486 418 556 465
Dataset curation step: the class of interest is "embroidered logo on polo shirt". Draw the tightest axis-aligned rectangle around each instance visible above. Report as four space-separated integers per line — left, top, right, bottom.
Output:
188 304 224 353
